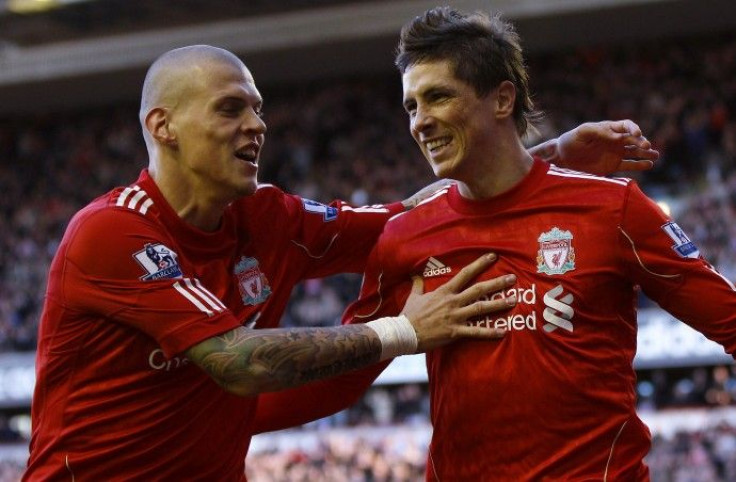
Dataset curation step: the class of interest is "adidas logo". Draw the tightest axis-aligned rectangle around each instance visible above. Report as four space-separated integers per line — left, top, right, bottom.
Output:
423 257 452 277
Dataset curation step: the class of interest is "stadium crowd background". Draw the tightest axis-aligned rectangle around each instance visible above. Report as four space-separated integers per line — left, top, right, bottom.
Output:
1 0 736 480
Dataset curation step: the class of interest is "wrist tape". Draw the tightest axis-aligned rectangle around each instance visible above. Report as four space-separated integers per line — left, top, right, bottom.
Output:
365 315 418 361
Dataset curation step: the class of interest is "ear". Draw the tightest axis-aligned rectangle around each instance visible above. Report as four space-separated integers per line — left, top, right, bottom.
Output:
495 80 516 120
145 107 177 147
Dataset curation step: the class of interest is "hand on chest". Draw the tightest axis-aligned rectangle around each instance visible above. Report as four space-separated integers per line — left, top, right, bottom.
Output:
410 223 615 335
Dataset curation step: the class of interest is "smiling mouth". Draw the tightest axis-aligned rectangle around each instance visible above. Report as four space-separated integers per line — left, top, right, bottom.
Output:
426 137 452 153
235 147 258 164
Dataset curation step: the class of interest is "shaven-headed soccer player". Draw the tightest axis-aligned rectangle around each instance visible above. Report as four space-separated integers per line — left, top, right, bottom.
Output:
23 45 518 481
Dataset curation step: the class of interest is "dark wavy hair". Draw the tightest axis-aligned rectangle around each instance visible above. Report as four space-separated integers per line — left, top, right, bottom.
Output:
395 6 539 135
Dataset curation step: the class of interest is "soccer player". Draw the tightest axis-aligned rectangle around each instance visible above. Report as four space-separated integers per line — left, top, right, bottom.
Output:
253 8 736 481
23 44 657 480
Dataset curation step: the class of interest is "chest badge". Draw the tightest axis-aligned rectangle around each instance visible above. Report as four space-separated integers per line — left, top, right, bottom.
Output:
234 256 272 306
536 227 576 275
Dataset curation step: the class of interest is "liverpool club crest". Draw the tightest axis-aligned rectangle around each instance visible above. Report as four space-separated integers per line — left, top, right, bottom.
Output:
234 256 272 305
536 227 576 275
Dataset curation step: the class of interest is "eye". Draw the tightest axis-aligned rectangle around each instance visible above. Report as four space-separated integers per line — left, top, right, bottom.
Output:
428 91 449 103
219 104 242 117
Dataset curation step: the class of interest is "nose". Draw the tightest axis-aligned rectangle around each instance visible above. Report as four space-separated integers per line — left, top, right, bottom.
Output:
411 105 434 137
243 109 267 136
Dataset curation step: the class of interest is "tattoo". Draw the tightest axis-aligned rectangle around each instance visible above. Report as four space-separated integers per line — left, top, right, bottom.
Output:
187 325 382 395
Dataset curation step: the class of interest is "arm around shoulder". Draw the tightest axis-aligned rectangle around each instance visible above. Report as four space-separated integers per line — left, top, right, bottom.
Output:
187 253 517 397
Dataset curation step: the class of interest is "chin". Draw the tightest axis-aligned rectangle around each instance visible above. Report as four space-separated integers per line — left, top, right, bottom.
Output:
235 179 258 197
433 165 456 180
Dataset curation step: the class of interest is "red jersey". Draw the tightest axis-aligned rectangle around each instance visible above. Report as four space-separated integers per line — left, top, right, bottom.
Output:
24 169 401 481
341 159 736 481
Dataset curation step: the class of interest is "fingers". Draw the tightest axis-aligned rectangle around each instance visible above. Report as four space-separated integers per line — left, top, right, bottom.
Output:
624 144 660 161
606 121 649 148
456 274 517 306
608 119 642 138
437 253 497 293
454 294 518 320
604 119 650 149
617 159 655 172
411 276 424 295
606 120 659 166
451 325 508 339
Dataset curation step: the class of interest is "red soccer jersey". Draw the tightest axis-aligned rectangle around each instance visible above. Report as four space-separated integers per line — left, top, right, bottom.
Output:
342 159 736 481
24 169 401 481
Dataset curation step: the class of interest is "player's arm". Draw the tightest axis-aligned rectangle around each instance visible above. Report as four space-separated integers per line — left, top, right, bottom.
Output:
187 253 517 397
400 120 659 210
618 183 736 355
255 229 417 432
277 189 403 278
528 119 659 175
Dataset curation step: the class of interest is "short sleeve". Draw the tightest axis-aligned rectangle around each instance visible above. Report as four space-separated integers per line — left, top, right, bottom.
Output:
58 206 240 356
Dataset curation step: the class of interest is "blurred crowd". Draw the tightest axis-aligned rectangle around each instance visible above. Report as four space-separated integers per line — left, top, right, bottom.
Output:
1 32 736 480
1 34 736 352
244 422 736 481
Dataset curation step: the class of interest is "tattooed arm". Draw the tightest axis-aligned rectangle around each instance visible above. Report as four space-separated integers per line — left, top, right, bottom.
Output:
187 324 383 396
186 253 516 397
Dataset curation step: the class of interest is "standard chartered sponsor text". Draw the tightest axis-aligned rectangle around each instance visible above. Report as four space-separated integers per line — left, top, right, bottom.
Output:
469 284 539 331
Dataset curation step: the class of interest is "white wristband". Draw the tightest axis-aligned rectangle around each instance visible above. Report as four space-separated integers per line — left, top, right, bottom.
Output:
365 315 418 361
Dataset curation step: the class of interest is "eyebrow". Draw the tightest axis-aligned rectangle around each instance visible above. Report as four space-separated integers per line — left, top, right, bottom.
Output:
217 95 263 108
403 86 452 109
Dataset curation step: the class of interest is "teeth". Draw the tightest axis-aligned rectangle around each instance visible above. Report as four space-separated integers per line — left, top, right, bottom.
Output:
236 148 257 162
426 137 451 151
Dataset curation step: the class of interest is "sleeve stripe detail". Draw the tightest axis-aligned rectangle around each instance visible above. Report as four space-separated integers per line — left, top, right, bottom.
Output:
417 188 449 207
604 420 629 481
173 278 226 317
353 272 385 319
116 185 154 215
173 282 214 316
291 233 339 259
116 186 139 206
619 227 680 279
706 264 736 291
128 190 147 209
340 205 390 213
191 278 228 310
140 198 154 215
547 168 630 186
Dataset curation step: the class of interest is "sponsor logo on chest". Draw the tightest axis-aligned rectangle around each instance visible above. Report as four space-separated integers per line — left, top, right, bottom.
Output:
234 256 272 306
470 283 576 334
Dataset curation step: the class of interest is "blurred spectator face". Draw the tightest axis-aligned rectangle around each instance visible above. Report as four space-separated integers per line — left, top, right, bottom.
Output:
166 59 266 200
401 59 499 181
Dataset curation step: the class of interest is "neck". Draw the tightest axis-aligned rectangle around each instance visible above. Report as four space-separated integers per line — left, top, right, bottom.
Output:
149 161 228 232
456 137 534 200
